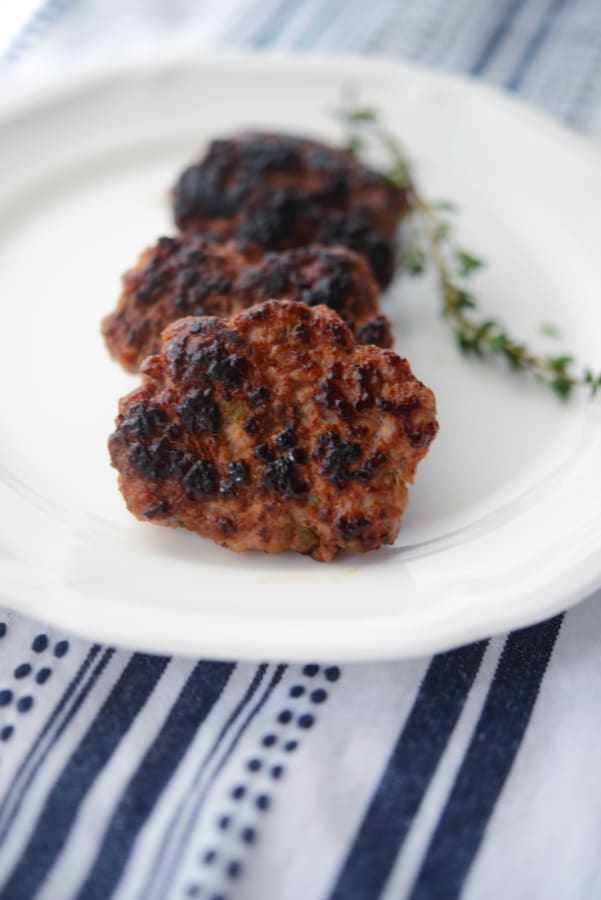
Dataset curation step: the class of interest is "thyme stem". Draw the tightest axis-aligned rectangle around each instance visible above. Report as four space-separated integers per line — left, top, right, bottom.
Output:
336 104 601 400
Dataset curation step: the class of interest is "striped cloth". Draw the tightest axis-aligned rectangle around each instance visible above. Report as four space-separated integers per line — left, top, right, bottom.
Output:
1 2 601 899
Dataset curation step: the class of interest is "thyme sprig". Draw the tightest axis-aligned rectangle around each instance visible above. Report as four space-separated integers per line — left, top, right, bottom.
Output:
337 105 601 400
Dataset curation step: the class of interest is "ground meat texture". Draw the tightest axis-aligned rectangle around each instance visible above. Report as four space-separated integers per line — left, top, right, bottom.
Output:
108 300 438 561
171 133 408 288
101 236 392 372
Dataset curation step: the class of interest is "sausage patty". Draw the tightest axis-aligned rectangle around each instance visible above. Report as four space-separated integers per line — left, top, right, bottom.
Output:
172 133 408 288
102 236 392 372
109 300 437 561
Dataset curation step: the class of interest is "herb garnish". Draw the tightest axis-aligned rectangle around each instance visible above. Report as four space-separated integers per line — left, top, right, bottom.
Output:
337 105 601 400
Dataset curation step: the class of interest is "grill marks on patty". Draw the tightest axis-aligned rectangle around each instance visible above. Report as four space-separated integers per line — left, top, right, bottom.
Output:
106 132 437 560
172 132 408 288
102 237 392 372
109 301 438 561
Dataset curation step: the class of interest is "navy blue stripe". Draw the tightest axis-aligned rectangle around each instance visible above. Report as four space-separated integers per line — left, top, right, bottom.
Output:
141 664 268 898
408 615 563 900
0 653 170 900
178 663 286 815
143 663 287 900
506 0 571 89
328 643 487 900
75 660 236 900
0 646 112 846
469 0 525 75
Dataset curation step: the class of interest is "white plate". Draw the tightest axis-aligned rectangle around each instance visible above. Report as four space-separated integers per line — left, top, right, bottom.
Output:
1 53 600 661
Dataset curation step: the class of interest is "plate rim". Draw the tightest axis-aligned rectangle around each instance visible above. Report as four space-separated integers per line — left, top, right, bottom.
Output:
2 50 601 661
1 48 600 164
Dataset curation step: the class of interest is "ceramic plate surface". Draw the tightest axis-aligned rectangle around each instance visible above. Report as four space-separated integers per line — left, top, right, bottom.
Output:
1 53 600 660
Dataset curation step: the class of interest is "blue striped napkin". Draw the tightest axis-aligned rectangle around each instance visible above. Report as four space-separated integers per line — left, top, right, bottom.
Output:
1 2 601 899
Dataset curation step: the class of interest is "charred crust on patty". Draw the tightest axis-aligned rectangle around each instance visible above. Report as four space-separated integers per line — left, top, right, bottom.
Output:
109 300 438 561
171 133 407 287
101 237 392 372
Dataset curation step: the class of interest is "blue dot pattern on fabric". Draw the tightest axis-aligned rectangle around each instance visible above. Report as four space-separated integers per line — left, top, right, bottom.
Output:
0 623 7 639
35 668 52 685
240 827 256 844
297 713 315 729
255 794 270 811
32 634 49 653
302 664 319 677
17 696 34 713
0 690 13 707
54 640 69 658
1 725 14 742
226 860 241 879
188 663 342 898
14 663 32 680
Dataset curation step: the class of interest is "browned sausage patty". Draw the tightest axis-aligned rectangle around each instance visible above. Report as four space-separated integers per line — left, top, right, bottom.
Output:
109 300 437 561
172 133 408 288
102 236 392 372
